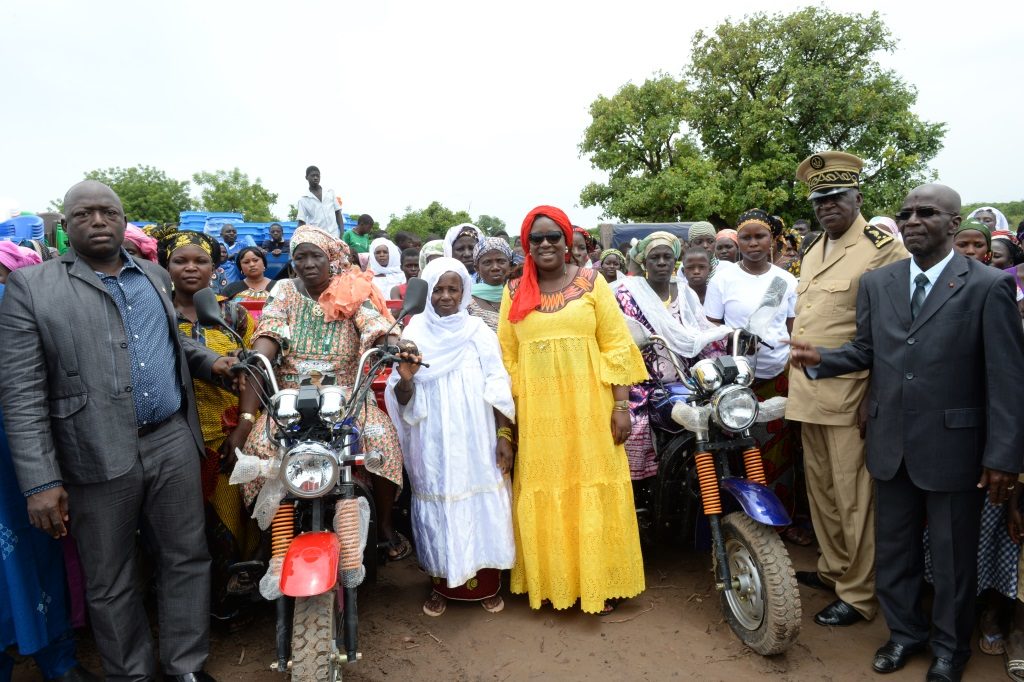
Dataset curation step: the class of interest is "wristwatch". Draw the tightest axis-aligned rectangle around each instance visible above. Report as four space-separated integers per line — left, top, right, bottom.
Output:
239 412 258 424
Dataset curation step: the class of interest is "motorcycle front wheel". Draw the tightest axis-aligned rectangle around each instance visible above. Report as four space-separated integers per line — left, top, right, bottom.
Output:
291 591 340 681
716 512 801 655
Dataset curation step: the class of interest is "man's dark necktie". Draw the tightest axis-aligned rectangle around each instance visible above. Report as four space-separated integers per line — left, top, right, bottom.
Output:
911 273 928 320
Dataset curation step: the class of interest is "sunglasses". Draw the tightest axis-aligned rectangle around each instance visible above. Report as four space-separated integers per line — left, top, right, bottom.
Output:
895 206 958 222
528 231 565 245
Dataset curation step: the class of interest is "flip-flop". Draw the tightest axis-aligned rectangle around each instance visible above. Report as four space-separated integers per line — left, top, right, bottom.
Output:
423 591 447 617
387 531 413 562
598 598 623 616
982 630 1007 656
1007 654 1024 681
481 595 504 613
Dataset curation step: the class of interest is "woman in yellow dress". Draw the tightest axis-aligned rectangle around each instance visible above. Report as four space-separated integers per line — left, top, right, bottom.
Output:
497 205 648 614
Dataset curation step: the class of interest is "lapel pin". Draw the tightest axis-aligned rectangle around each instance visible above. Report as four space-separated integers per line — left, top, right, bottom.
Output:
948 282 954 288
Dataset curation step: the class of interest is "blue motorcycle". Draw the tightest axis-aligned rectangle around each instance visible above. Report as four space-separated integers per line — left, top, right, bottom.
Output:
630 279 800 655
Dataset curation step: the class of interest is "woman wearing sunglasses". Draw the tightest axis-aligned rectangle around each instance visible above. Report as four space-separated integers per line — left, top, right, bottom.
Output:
497 205 648 615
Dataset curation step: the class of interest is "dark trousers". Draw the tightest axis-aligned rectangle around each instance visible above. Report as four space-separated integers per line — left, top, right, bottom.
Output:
875 464 984 663
67 413 210 681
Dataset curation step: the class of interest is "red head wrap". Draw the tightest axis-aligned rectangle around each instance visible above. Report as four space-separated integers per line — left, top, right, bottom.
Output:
508 205 574 324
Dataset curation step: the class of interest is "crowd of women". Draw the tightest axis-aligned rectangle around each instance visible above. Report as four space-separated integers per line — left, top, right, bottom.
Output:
4 198 1024 679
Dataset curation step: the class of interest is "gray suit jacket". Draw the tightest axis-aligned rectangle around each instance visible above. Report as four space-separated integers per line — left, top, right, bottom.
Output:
0 250 218 493
815 252 1024 491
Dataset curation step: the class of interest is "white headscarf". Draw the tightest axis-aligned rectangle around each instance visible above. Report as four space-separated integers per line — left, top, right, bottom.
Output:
393 257 480 383
617 275 733 358
442 223 484 258
967 207 1010 231
369 237 405 295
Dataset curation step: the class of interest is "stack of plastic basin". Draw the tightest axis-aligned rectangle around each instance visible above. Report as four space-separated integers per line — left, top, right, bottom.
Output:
0 215 45 241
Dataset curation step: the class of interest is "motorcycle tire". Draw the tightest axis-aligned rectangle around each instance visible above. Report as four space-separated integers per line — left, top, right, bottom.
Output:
291 591 340 681
716 512 801 656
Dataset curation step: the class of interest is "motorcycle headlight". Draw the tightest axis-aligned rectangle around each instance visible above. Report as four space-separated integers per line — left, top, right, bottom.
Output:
281 441 339 498
690 359 723 392
711 385 758 432
732 356 755 387
272 389 301 427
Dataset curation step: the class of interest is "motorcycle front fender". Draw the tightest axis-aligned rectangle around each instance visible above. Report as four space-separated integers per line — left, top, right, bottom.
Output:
719 477 791 527
280 531 340 597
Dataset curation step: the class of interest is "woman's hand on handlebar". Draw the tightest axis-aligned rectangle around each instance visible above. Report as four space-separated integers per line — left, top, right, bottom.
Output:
396 340 422 381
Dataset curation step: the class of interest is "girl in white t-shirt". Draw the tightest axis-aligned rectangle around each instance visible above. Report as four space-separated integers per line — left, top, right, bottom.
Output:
704 210 797 379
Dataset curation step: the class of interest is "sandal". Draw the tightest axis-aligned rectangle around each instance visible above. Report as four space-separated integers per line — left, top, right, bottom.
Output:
599 598 623 615
422 591 447 617
1005 631 1024 680
981 629 1006 656
387 531 413 562
481 595 504 613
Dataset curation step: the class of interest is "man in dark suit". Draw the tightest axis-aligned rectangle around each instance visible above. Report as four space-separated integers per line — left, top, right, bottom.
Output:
0 181 235 682
789 183 1024 682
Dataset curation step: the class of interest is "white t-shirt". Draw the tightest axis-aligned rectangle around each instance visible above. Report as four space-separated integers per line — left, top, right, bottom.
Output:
297 188 341 238
703 263 798 379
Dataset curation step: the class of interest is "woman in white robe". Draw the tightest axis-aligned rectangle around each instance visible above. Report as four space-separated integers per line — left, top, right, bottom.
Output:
369 237 406 298
385 257 516 616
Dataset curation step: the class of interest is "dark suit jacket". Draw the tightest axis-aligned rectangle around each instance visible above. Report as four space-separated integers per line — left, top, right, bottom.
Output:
815 252 1024 491
0 250 218 493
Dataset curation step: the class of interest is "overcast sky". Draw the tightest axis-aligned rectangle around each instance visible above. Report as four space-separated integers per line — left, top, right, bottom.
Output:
1 0 1020 230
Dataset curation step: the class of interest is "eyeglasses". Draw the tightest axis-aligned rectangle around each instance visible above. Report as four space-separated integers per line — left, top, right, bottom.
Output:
895 206 959 222
528 232 565 245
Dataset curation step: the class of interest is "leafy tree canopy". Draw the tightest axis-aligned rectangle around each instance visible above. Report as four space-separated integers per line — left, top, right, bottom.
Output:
51 165 193 224
580 7 946 227
385 201 472 239
192 168 279 222
476 214 508 236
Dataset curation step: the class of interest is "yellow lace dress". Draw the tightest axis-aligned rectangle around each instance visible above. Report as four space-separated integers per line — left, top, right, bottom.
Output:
498 269 649 612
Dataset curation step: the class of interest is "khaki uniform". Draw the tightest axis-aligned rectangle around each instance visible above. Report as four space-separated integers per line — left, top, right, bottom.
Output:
786 213 907 619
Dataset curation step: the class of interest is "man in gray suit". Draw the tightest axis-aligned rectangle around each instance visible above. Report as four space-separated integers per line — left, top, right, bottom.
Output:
790 183 1024 682
0 181 235 682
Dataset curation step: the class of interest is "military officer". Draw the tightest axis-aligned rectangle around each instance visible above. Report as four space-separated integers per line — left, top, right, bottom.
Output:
786 151 908 626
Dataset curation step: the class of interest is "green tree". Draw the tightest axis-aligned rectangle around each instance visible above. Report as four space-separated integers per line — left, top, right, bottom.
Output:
580 75 727 223
386 201 473 239
476 214 508 236
580 8 946 226
192 168 279 221
51 165 193 224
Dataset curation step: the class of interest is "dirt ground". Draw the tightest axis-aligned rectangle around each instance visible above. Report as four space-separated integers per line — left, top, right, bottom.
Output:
10 544 1006 681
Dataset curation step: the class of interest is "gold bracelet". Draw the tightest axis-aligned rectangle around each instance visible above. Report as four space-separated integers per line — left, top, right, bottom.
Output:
239 412 258 424
497 427 514 442
613 400 630 411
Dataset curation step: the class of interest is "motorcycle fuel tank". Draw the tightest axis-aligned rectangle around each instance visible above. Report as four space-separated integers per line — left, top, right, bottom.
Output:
650 383 693 432
280 531 341 597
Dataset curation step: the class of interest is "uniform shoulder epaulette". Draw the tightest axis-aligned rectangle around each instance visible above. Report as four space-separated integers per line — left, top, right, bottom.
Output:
803 230 824 252
863 223 894 249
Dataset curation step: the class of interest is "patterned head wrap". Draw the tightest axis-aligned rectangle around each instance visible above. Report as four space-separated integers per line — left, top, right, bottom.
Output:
635 231 681 266
158 230 219 267
599 248 624 265
290 225 392 322
774 229 804 277
290 225 349 272
124 225 159 262
687 222 716 242
419 239 445 271
473 237 514 267
508 205 574 324
736 209 774 235
0 241 42 272
571 226 597 253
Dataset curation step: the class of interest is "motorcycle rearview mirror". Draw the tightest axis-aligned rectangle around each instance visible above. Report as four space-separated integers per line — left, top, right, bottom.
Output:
745 275 787 340
193 287 246 348
399 277 428 319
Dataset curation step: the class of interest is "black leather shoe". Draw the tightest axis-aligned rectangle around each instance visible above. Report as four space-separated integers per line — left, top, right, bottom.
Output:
47 665 101 682
871 640 926 673
813 599 865 626
926 657 965 682
166 673 217 682
795 570 833 592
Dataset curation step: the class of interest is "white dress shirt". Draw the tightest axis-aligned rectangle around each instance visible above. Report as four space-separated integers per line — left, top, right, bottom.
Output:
908 248 955 303
297 187 341 238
